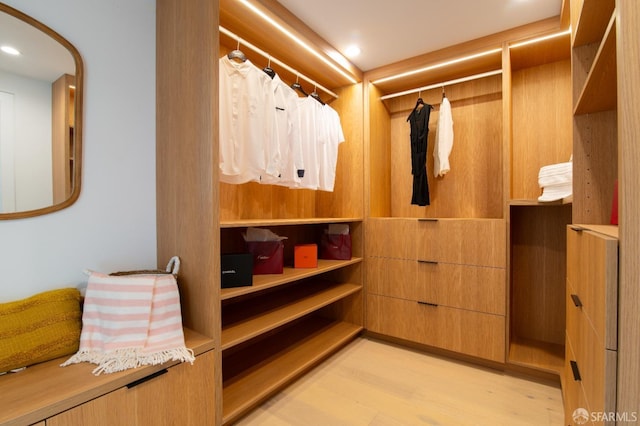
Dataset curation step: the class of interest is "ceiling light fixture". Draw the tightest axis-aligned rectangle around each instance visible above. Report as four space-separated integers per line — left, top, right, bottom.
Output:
344 45 361 58
372 48 502 85
509 29 572 49
1 45 21 56
237 0 358 84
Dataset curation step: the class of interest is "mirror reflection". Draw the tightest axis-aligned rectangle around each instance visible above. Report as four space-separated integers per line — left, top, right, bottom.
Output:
0 3 83 219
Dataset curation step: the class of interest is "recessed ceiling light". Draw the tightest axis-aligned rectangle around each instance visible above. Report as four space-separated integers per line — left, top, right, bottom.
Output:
1 45 21 56
344 45 361 58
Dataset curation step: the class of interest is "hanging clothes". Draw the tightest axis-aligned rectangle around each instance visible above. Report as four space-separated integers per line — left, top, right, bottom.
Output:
407 99 432 206
218 56 277 184
434 95 453 177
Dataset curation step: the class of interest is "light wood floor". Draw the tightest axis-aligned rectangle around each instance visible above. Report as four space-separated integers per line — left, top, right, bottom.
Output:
235 337 564 425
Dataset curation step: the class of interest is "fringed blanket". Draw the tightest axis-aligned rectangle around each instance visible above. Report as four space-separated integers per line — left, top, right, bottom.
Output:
61 267 194 375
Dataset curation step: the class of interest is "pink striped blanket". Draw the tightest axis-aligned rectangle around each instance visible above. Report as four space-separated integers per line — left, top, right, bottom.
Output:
61 269 194 375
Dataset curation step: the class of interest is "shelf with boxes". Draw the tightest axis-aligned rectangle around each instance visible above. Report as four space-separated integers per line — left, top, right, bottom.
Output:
218 218 363 424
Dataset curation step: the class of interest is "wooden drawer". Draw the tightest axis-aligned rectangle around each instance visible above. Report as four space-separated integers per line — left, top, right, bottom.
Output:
366 218 417 259
566 226 618 350
366 257 505 315
564 334 591 426
415 219 506 267
566 293 617 420
366 294 505 362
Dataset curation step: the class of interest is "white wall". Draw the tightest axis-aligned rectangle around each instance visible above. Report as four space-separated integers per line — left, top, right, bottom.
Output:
0 0 157 302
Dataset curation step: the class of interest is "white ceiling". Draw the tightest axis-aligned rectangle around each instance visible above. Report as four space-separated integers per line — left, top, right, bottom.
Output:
0 10 75 82
277 0 563 71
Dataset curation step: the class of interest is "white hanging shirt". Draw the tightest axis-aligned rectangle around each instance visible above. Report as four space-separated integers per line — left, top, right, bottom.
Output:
218 56 277 184
318 103 345 192
433 96 453 177
295 96 322 190
261 75 304 187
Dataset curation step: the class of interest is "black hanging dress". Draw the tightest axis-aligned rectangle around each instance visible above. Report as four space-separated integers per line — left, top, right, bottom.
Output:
407 100 432 206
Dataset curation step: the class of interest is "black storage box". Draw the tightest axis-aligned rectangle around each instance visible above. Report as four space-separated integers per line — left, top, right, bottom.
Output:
221 253 253 288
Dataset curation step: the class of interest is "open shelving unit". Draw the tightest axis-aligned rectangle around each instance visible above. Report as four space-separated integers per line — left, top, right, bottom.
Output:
219 218 364 424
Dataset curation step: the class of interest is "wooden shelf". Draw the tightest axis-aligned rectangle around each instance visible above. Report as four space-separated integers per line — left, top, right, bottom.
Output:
573 0 615 47
222 317 362 425
574 13 617 115
510 196 573 206
221 258 362 300
508 337 564 376
220 217 363 228
221 282 361 350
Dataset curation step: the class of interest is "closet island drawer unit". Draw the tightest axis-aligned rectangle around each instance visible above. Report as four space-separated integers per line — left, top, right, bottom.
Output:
365 217 506 362
564 225 618 425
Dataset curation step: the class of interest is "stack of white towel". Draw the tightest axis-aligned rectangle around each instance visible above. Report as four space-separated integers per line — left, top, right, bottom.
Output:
538 161 573 202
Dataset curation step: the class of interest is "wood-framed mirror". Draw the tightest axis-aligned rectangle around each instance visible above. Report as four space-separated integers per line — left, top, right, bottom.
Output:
0 3 83 219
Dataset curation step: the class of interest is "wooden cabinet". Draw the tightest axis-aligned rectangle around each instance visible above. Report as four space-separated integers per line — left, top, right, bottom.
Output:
564 225 618 425
47 351 215 426
0 330 215 426
365 218 506 363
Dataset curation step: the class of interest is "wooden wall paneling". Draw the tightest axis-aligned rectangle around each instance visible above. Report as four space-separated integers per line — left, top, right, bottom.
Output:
387 76 503 219
156 0 220 423
316 84 364 219
367 83 392 217
616 0 640 417
510 205 572 347
511 60 573 200
572 111 618 224
156 0 219 340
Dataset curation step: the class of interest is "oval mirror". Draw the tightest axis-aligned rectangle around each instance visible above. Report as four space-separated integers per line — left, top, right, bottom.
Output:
0 3 83 219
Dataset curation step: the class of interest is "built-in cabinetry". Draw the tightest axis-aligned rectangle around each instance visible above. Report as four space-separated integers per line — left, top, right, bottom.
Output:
366 218 506 362
505 29 573 376
0 330 215 426
364 16 572 374
51 73 75 204
157 0 365 423
564 224 618 425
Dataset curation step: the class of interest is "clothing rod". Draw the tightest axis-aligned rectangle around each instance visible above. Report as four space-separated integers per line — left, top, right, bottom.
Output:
379 69 503 101
219 26 339 99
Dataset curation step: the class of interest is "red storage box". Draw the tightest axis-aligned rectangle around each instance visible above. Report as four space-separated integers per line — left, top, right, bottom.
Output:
319 233 352 260
246 240 284 274
295 244 318 268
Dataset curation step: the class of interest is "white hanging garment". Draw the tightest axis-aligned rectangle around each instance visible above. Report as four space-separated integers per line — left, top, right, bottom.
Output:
218 56 277 184
433 96 453 177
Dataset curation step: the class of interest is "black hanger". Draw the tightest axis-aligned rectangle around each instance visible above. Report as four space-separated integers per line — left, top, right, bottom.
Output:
442 86 447 100
227 39 247 62
291 75 308 96
263 57 276 79
310 86 325 105
407 96 431 121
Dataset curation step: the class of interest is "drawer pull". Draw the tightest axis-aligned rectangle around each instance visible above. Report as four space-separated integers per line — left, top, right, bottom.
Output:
417 259 438 265
569 225 585 232
126 369 168 388
570 360 582 381
417 218 439 222
571 294 583 308
417 301 438 307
